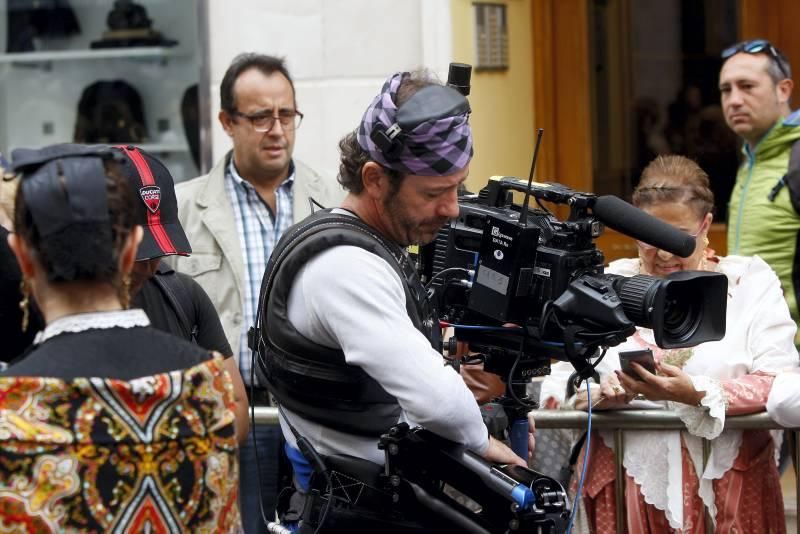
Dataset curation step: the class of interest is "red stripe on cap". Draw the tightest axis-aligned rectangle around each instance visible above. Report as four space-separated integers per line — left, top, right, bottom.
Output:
117 145 177 255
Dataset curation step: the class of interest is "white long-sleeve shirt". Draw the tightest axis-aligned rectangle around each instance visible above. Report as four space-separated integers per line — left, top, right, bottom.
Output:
279 244 489 465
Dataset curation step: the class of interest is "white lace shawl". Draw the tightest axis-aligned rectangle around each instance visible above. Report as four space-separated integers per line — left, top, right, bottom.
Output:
540 255 798 529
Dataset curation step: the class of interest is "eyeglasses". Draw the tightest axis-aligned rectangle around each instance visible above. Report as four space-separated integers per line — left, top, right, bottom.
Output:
721 39 790 80
230 108 304 132
637 223 704 251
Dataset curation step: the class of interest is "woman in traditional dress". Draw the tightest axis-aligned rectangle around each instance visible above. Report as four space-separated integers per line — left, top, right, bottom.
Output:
0 144 240 531
541 154 798 533
4 144 215 379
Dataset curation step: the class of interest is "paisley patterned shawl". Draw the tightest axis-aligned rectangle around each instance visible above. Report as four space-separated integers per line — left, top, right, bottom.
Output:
0 356 241 533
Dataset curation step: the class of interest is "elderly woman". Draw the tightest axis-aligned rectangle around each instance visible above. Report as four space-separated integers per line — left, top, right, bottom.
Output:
541 155 798 533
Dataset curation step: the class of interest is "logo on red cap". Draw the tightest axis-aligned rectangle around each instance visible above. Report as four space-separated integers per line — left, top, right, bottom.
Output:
139 185 161 214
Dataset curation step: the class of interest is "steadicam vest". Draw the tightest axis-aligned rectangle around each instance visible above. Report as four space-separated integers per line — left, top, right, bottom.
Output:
251 209 440 436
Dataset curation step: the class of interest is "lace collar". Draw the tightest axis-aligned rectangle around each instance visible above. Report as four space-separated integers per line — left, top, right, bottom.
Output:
34 309 150 345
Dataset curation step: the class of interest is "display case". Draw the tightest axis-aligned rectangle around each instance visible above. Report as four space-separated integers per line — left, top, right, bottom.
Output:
0 0 206 182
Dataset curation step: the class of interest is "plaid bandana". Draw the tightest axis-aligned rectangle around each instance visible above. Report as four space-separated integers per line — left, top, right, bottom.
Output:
357 72 473 176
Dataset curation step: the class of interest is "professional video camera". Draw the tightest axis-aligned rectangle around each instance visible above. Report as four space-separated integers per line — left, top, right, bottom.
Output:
416 175 728 386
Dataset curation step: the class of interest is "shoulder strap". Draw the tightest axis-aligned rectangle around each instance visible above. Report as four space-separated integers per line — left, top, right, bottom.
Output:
769 139 800 214
785 139 800 215
789 139 800 175
152 261 198 342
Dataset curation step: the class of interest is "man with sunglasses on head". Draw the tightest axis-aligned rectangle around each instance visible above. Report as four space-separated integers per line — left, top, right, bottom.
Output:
169 53 342 533
720 39 800 343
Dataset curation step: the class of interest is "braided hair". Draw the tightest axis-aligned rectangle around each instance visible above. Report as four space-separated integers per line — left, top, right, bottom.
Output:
632 155 714 219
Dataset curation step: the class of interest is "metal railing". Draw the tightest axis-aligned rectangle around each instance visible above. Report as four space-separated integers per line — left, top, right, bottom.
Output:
252 407 798 534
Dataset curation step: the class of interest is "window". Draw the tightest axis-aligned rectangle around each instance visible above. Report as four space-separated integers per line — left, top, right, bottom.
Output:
589 0 739 221
474 3 508 71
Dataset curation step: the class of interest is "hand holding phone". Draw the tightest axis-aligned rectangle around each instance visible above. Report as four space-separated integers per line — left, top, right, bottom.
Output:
618 349 656 381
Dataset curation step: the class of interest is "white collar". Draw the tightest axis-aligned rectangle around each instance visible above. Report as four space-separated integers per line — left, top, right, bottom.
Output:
34 309 150 345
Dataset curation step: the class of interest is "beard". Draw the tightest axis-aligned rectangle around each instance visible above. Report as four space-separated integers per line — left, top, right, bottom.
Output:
383 196 448 247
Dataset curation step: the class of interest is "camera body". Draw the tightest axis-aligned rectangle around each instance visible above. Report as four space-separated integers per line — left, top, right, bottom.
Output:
426 178 605 325
418 176 727 382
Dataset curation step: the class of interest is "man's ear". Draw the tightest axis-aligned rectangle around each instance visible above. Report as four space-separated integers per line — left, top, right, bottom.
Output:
777 78 794 106
361 162 388 200
7 232 36 279
219 110 235 138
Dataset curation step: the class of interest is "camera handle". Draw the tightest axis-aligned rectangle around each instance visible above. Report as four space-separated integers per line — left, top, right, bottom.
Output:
510 417 530 460
480 379 537 460
504 380 536 460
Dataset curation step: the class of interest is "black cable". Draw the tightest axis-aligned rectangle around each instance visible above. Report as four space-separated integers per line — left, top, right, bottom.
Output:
590 347 608 373
277 405 332 534
507 336 537 410
311 468 333 534
539 300 555 332
424 267 470 291
308 196 325 213
250 358 272 529
535 197 554 216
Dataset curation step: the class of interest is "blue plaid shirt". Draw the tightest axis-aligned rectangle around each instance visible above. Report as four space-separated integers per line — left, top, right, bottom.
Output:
224 159 294 384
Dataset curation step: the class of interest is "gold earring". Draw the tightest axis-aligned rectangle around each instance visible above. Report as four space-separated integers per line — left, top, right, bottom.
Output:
19 280 30 332
703 236 710 247
120 274 131 309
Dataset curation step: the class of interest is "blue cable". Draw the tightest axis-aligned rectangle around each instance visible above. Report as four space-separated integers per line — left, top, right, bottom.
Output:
566 380 592 534
446 323 524 332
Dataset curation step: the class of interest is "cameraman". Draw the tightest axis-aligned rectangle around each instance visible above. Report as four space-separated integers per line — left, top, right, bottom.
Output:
259 70 527 530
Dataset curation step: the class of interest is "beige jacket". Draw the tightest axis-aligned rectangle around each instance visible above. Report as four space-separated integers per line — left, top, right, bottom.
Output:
169 152 343 362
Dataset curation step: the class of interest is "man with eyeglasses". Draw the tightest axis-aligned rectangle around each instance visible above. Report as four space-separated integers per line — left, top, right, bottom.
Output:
170 53 342 533
720 39 800 343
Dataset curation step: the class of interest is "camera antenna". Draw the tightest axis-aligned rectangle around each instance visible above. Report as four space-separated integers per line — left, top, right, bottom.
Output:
519 128 544 226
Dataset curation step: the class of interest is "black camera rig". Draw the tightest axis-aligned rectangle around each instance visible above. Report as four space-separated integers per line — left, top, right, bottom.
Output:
379 423 569 533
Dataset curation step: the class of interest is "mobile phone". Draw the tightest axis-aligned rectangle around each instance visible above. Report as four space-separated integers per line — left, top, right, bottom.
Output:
618 349 656 380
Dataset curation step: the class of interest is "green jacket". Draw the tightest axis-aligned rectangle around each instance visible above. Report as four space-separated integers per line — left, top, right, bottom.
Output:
728 111 800 328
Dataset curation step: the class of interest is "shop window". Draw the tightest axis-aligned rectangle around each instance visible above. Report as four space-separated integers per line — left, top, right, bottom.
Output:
0 0 205 182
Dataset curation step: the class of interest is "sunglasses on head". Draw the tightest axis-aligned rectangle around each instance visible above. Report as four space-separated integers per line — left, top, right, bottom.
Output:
721 39 790 80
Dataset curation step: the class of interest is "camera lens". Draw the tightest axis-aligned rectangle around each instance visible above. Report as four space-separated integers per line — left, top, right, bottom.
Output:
607 271 726 348
614 275 703 344
609 274 660 326
661 286 699 342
